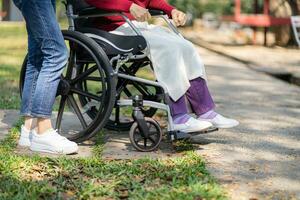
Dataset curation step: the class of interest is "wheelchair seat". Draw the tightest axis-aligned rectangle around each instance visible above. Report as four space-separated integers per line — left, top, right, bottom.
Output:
78 28 147 56
67 0 147 56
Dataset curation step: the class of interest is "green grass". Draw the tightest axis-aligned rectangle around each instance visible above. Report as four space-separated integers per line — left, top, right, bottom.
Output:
0 125 226 200
0 22 27 109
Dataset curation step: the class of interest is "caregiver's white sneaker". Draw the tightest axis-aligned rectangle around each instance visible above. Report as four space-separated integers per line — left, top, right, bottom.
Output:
30 129 78 155
198 114 239 129
173 117 213 133
18 125 32 147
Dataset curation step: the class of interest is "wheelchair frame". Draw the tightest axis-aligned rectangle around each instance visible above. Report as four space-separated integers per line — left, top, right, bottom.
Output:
65 2 185 135
67 1 219 149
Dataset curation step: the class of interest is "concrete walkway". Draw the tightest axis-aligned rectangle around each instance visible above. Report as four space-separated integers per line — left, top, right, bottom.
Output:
0 46 299 199
183 28 300 87
0 110 19 141
191 47 300 199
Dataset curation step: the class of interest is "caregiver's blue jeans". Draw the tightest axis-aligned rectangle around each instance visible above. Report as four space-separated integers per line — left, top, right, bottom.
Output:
13 0 68 118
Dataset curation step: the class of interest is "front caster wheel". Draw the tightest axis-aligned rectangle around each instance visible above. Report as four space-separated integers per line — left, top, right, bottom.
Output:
129 118 162 152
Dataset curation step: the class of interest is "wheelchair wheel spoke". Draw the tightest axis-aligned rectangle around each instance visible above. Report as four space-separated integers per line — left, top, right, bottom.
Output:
55 95 67 130
123 87 132 97
115 106 120 124
67 95 87 129
71 65 98 84
84 76 102 82
71 88 102 101
148 137 156 145
116 78 130 96
76 59 94 64
149 131 159 136
135 136 143 144
144 138 147 147
132 82 152 97
66 48 76 79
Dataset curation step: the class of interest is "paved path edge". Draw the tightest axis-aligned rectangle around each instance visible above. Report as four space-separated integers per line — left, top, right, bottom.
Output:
186 37 300 87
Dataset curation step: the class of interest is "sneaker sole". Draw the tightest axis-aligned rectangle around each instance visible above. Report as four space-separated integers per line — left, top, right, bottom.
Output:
18 139 31 147
177 124 213 133
30 142 78 155
214 121 239 129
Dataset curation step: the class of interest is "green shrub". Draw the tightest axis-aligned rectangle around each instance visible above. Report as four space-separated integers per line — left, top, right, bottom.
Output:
168 0 202 17
168 0 263 17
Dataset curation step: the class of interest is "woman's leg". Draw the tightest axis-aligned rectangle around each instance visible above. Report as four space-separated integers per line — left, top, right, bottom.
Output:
186 77 239 128
185 77 215 117
23 3 68 119
21 33 40 131
19 0 67 131
15 0 78 154
169 96 190 124
169 95 212 132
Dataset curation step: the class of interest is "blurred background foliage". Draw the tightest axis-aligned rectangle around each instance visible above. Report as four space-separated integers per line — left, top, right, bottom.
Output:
53 0 260 20
53 0 299 20
168 0 258 18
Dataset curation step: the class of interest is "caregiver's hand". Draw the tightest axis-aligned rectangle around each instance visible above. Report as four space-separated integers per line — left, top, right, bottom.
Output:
171 9 187 26
130 3 151 22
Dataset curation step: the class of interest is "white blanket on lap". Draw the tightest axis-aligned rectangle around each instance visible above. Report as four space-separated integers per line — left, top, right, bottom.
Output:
111 21 206 101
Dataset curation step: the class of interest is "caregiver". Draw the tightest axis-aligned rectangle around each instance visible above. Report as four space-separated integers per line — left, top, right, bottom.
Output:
13 0 78 154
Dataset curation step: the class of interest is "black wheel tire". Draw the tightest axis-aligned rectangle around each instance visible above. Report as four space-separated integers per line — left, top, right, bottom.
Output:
19 30 116 143
19 55 27 98
129 117 162 152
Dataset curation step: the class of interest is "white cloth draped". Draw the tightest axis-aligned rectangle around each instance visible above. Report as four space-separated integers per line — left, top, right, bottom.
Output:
111 21 206 101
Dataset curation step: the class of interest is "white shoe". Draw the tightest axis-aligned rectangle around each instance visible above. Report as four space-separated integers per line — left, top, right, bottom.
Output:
18 125 32 147
173 117 213 133
30 129 78 155
198 114 239 129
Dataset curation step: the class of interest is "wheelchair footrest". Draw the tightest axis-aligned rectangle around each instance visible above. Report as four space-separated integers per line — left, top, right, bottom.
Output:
189 127 219 135
168 127 219 141
167 131 191 141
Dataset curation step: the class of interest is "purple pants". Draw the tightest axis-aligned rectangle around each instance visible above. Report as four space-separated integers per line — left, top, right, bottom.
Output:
170 77 215 117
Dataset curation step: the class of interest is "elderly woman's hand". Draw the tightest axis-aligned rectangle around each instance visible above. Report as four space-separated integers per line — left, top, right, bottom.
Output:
171 9 187 26
130 3 152 22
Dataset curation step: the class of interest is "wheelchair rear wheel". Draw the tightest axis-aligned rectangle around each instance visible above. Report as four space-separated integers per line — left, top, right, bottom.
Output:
78 59 164 131
19 30 116 142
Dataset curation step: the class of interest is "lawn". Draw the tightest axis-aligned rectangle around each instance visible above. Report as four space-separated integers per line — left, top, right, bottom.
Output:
0 22 227 199
0 22 26 109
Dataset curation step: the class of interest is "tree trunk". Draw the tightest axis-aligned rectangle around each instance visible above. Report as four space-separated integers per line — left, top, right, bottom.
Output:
2 0 10 21
271 0 300 46
287 0 300 45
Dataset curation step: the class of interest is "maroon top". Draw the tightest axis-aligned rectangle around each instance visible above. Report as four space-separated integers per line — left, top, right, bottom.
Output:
85 0 175 31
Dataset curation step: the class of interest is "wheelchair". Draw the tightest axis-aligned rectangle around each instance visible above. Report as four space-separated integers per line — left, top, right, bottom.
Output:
19 0 217 152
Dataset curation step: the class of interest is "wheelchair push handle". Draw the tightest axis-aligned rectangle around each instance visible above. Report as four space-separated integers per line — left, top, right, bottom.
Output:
148 9 166 16
147 9 183 38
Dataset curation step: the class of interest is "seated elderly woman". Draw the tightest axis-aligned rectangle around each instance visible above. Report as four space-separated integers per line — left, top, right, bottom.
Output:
86 0 239 132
